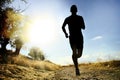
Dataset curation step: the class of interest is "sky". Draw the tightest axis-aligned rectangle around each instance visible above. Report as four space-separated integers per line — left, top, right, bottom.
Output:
11 0 120 65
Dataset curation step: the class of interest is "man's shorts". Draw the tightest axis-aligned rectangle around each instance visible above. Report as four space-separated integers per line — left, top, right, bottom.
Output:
69 35 83 49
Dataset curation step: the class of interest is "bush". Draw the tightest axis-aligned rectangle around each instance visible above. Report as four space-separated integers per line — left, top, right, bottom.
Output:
28 47 45 60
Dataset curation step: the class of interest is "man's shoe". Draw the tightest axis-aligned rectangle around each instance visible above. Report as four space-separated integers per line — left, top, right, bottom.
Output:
76 69 80 76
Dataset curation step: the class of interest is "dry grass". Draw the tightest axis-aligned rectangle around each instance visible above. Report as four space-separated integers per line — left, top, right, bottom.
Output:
0 55 120 80
88 60 120 68
63 60 120 68
11 54 60 71
0 54 61 80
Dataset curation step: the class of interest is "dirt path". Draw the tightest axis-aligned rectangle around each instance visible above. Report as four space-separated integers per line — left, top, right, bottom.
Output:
47 65 120 80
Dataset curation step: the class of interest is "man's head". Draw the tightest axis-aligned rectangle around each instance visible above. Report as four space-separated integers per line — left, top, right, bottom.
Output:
70 5 77 14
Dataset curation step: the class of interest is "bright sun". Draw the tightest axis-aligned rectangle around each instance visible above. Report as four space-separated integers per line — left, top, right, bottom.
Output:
27 15 57 47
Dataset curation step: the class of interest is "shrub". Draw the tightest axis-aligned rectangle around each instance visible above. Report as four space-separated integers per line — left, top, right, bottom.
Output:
28 47 45 60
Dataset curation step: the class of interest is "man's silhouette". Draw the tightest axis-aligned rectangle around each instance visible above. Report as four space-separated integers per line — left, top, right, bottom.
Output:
62 5 85 76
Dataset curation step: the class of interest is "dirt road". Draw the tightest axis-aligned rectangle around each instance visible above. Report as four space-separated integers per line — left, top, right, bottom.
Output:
47 65 120 80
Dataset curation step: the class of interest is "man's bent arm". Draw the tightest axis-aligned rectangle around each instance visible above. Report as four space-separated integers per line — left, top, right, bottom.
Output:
81 16 85 30
62 20 68 38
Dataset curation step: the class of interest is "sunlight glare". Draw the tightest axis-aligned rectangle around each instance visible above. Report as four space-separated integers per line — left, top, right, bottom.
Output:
28 15 57 47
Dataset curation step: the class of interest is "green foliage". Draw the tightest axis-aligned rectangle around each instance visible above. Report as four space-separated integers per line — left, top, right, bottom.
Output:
28 47 45 61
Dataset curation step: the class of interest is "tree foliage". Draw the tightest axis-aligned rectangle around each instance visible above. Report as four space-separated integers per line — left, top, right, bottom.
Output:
0 0 26 63
28 47 45 61
0 0 12 8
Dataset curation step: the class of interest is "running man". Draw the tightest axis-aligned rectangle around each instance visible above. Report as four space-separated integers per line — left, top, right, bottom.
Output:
62 5 85 76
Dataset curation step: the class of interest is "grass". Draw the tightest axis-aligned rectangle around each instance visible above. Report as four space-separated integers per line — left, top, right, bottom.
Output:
92 60 120 67
0 54 120 80
0 54 61 80
62 60 120 68
10 54 60 71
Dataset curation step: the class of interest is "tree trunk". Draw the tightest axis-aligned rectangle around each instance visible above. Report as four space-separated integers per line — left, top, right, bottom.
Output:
0 38 9 63
14 39 23 55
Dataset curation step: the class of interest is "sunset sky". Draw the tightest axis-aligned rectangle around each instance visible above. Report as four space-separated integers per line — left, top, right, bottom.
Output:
11 0 120 65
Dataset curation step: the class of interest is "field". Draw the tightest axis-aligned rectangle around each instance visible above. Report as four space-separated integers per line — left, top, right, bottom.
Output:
0 55 120 80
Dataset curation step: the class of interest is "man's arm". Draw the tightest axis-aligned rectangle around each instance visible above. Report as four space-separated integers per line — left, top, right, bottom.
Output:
62 19 68 38
81 16 85 30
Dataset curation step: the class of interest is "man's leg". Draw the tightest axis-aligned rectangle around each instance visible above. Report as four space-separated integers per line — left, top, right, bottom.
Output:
72 46 80 75
77 48 83 58
69 37 80 75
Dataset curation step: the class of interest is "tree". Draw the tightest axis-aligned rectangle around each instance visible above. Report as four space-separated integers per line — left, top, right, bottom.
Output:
0 0 26 63
28 47 45 61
